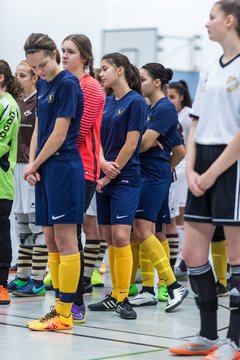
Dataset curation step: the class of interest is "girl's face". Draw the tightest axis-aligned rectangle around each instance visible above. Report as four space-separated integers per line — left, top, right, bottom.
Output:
206 4 229 42
139 68 157 99
15 63 36 94
99 60 120 88
26 51 57 81
167 87 183 112
61 40 85 73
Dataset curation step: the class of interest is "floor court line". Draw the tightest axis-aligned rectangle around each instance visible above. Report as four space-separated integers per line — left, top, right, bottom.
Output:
91 348 165 359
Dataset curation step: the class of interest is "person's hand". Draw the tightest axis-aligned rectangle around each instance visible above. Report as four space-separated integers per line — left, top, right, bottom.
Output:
197 171 217 193
153 140 164 150
100 160 120 179
187 169 204 197
96 176 111 193
25 172 41 186
24 163 38 180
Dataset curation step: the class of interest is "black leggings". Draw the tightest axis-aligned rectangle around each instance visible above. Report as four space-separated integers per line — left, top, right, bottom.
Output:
0 199 13 285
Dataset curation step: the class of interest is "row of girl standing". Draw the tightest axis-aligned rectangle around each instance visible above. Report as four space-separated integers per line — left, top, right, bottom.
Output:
0 32 188 328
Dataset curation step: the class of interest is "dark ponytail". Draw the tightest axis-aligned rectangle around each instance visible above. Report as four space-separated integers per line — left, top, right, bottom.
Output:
102 52 142 94
141 63 173 90
0 60 23 100
168 80 192 108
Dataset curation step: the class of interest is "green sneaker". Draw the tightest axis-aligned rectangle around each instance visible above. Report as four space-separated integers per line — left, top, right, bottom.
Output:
12 280 46 297
8 277 29 292
128 283 138 296
91 269 104 287
43 272 53 290
158 284 168 302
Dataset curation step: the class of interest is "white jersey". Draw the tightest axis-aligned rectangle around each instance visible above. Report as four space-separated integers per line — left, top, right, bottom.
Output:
192 55 240 145
178 106 192 145
176 106 192 170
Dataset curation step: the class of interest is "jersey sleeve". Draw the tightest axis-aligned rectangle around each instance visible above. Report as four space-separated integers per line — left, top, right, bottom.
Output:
148 105 176 136
191 68 209 120
0 103 20 172
0 105 19 157
127 97 146 132
56 79 83 120
77 80 105 145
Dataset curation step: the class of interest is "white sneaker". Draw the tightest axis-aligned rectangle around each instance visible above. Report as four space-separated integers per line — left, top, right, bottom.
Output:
129 291 158 307
169 334 221 356
204 339 240 360
165 285 189 312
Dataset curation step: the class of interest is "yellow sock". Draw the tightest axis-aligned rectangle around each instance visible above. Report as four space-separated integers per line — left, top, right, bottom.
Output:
108 245 117 299
140 245 155 287
114 244 133 302
141 234 176 287
130 242 140 284
159 239 170 286
48 252 60 301
211 240 227 287
56 252 80 317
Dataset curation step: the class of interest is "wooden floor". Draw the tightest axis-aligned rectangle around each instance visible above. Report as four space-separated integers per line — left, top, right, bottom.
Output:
0 271 230 360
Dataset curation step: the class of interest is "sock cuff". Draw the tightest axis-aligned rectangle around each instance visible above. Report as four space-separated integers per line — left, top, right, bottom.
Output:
114 244 131 256
49 252 60 262
231 265 240 275
188 262 212 276
60 252 80 263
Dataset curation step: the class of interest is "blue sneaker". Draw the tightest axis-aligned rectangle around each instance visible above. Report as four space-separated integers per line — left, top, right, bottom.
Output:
8 277 29 292
12 280 46 297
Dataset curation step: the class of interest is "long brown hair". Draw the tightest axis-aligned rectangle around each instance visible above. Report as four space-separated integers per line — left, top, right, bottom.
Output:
0 60 23 100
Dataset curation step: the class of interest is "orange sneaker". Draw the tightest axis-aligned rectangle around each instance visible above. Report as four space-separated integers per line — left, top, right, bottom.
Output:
27 307 73 331
169 334 221 356
100 262 107 274
0 285 11 304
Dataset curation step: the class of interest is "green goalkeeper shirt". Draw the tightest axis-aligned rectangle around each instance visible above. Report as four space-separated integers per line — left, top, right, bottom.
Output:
0 92 20 200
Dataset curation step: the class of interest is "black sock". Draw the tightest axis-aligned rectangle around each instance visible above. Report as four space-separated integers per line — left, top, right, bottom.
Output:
227 265 240 347
142 286 155 295
188 263 218 340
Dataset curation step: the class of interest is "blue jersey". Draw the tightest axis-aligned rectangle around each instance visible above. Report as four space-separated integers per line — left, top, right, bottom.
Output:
36 70 84 160
101 90 147 183
140 97 178 181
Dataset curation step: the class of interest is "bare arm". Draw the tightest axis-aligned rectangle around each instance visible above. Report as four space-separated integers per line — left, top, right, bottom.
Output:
24 117 71 179
186 119 204 197
114 130 140 169
140 129 160 153
97 131 140 192
29 117 38 163
170 144 185 169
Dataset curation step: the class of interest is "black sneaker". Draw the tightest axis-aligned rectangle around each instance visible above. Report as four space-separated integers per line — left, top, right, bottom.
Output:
116 298 137 319
88 294 117 311
84 281 93 294
216 281 229 297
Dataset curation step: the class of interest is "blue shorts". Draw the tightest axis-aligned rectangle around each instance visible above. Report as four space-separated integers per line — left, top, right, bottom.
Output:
135 168 171 223
35 158 85 226
155 195 171 232
96 182 141 225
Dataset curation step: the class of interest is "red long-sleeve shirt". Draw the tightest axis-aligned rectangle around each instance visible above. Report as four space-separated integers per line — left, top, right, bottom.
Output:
77 73 105 182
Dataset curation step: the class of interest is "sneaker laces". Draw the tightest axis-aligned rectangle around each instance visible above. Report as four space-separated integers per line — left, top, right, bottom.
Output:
117 298 132 311
39 306 58 323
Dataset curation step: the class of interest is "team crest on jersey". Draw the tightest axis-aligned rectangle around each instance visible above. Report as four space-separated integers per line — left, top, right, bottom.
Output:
24 110 32 117
147 115 152 123
116 108 125 116
226 76 239 93
48 93 55 103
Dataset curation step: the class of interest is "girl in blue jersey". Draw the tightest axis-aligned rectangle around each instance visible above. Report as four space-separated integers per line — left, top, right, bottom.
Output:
88 52 147 320
131 63 188 312
23 33 85 331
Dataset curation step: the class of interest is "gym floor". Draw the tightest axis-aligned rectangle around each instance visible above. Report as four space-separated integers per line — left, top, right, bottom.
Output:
0 273 229 360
